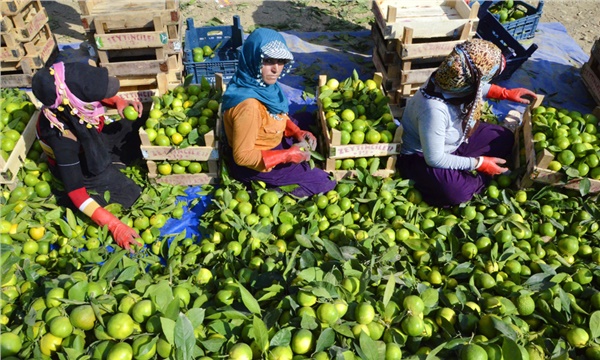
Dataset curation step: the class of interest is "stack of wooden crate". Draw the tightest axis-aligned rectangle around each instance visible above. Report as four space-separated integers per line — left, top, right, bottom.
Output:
582 40 600 106
77 0 183 103
1 0 59 87
371 0 479 106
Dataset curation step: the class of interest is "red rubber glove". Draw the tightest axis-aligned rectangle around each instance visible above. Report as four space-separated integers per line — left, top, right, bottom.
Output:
102 96 143 119
487 85 537 104
476 156 509 176
262 145 310 170
284 119 318 151
91 207 142 251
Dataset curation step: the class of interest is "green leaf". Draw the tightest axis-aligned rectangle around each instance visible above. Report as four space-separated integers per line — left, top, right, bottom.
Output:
502 337 524 360
579 177 591 196
314 327 335 353
97 250 126 280
236 282 261 314
357 331 380 360
186 308 205 329
253 316 269 355
492 316 518 341
175 313 195 360
590 311 600 339
382 273 395 307
270 328 292 347
160 317 176 344
56 218 73 238
319 238 344 261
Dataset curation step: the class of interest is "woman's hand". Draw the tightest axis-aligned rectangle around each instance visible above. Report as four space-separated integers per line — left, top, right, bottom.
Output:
113 96 144 118
487 85 537 104
476 156 509 176
296 130 317 151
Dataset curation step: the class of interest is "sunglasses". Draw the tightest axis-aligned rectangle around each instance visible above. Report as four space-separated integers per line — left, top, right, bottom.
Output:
262 58 289 66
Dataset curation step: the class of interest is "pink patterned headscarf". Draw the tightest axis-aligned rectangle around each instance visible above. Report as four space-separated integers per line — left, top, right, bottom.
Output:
41 62 107 133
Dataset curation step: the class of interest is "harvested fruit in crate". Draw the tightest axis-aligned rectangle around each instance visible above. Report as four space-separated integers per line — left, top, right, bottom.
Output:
319 70 398 145
0 88 37 159
191 42 221 62
531 105 600 179
145 77 221 147
335 156 390 171
155 160 210 176
488 1 528 23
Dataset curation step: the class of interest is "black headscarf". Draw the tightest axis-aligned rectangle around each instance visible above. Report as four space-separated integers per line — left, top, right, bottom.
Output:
32 62 117 175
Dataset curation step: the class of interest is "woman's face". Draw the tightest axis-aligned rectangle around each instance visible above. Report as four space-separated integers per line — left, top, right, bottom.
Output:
261 58 288 85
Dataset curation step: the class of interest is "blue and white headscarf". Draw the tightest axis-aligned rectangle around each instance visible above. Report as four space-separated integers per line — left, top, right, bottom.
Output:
221 28 294 115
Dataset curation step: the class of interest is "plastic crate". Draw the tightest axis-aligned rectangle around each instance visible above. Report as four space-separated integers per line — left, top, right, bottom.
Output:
476 13 538 82
183 15 243 85
477 0 543 40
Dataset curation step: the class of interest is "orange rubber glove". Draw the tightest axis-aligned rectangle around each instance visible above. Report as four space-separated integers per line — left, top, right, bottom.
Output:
262 145 310 170
487 85 536 104
476 156 509 176
284 119 317 151
91 207 142 251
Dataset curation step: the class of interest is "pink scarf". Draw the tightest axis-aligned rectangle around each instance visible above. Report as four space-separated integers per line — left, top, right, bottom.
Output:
41 62 107 132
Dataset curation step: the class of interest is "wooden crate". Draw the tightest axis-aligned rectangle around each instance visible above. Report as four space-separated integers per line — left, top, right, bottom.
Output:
316 73 403 161
145 160 219 185
139 128 219 161
78 0 179 31
1 0 32 15
372 19 475 105
516 95 600 193
0 23 57 87
0 110 39 187
1 0 47 42
325 156 397 180
582 40 600 106
101 51 182 77
372 0 479 40
115 70 182 102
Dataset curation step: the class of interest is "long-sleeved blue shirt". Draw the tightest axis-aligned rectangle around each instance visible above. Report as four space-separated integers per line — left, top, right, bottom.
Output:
400 83 491 170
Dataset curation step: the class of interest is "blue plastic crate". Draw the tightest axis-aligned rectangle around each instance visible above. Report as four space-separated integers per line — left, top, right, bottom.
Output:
183 15 244 84
476 0 544 40
476 12 538 82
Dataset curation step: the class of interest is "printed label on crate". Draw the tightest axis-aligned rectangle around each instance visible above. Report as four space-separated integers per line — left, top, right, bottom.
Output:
95 32 169 50
141 146 219 161
118 90 158 103
330 143 400 158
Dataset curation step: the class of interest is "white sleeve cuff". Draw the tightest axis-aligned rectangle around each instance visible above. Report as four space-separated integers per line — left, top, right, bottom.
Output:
474 156 484 169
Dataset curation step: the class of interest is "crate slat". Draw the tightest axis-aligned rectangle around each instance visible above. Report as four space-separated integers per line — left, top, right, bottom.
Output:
372 0 478 40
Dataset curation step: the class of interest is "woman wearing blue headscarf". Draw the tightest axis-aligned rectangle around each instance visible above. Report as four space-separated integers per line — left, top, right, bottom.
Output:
221 28 336 197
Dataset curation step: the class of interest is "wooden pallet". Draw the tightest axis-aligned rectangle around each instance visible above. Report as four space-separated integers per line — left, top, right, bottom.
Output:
516 95 600 193
1 0 47 42
0 110 38 187
372 0 479 40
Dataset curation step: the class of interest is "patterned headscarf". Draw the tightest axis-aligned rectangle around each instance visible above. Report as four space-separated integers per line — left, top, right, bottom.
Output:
426 39 504 138
221 28 294 115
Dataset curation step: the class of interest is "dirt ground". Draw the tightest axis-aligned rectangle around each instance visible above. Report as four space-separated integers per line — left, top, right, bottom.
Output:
45 0 599 56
